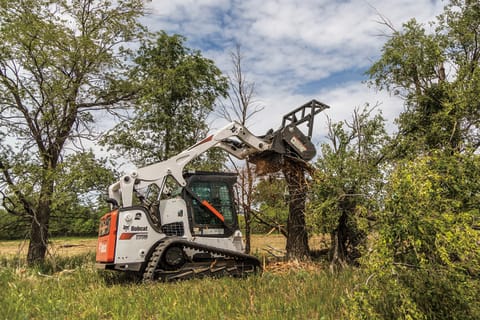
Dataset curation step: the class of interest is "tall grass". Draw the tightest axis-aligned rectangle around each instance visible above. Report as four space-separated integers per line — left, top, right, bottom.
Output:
0 253 359 320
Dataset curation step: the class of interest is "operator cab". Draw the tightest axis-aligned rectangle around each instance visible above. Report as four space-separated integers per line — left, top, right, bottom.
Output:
183 171 239 237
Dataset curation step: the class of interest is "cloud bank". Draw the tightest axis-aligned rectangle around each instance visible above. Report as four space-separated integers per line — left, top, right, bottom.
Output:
143 0 444 139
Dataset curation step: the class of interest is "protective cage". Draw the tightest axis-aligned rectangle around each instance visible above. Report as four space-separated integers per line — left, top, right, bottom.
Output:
183 171 239 237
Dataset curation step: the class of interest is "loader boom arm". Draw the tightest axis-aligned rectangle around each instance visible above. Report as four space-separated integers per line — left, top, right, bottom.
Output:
108 100 330 208
108 121 271 207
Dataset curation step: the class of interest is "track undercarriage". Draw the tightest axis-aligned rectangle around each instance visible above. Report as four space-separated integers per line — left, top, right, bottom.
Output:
142 237 262 282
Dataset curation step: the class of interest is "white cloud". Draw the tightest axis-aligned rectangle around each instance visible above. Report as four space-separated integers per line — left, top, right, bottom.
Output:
144 0 444 136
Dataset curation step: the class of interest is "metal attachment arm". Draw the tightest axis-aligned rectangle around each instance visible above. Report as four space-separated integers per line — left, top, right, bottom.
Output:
109 121 271 207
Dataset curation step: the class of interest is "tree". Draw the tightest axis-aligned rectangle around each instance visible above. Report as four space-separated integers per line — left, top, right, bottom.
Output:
368 0 480 155
0 151 115 239
310 106 388 268
282 158 312 260
252 175 288 236
349 153 480 319
0 0 145 264
48 151 115 236
216 44 263 253
102 31 228 168
346 2 480 317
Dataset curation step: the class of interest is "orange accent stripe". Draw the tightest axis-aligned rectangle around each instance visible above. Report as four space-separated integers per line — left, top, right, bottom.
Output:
190 135 213 149
201 200 225 222
119 233 136 240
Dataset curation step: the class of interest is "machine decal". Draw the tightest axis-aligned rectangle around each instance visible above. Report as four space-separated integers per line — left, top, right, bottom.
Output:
290 136 307 152
189 134 213 149
119 225 148 240
131 225 148 232
119 232 148 240
136 234 148 240
98 242 107 253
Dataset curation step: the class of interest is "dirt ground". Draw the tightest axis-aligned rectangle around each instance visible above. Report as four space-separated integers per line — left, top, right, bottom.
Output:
0 238 97 258
0 234 328 260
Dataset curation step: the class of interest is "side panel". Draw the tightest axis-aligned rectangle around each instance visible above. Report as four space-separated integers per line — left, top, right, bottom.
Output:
96 209 118 263
114 207 166 267
191 229 245 253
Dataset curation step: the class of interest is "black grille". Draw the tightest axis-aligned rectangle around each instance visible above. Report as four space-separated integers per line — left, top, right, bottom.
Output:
161 222 184 236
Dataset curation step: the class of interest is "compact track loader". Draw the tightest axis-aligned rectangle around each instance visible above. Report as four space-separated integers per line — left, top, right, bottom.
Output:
95 100 329 281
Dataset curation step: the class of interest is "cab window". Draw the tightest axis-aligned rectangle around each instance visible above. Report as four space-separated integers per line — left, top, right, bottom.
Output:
190 181 234 225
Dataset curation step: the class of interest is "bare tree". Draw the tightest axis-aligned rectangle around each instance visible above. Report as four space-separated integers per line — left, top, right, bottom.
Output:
217 44 263 253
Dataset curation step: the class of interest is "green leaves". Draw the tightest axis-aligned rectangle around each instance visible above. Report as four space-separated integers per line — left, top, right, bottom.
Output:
309 106 388 265
350 153 480 319
369 19 445 96
383 154 480 270
347 4 480 316
0 0 146 262
369 1 480 154
102 31 228 168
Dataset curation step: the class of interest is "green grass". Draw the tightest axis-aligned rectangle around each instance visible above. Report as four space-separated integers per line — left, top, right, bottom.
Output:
0 253 359 320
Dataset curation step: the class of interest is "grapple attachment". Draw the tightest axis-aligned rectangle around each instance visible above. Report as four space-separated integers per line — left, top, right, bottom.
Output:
248 99 329 175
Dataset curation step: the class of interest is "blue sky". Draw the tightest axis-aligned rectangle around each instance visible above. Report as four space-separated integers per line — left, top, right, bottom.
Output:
142 0 444 144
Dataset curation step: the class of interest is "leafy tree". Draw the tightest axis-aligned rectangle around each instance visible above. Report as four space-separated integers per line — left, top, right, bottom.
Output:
349 153 480 319
347 2 480 318
102 31 228 168
48 152 115 236
0 151 115 239
309 106 388 268
0 0 145 264
368 0 480 155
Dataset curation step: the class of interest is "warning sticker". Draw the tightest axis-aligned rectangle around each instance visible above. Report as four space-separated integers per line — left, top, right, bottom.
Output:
290 136 307 152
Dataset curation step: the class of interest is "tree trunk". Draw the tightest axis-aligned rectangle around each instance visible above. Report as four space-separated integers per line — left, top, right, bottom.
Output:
244 162 253 253
27 206 50 265
330 212 348 271
27 171 54 265
330 196 364 270
244 208 251 253
283 159 310 261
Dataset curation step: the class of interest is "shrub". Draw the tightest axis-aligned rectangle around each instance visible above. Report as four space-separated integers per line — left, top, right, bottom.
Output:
346 154 480 319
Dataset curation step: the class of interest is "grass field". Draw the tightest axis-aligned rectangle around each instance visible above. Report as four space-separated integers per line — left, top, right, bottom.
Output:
0 235 356 320
0 234 329 261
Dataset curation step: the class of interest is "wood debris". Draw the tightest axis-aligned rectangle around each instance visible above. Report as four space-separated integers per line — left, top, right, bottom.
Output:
264 259 323 274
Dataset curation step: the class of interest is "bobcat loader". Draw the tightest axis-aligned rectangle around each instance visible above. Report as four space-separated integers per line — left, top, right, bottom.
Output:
95 100 329 281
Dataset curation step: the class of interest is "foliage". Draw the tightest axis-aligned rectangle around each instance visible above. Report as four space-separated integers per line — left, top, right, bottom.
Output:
347 2 480 318
347 153 480 319
102 31 228 169
251 176 288 234
0 208 30 240
309 106 388 266
48 152 115 236
0 0 145 263
0 152 115 239
368 0 480 155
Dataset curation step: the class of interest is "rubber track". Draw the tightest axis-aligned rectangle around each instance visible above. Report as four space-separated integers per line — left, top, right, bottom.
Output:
143 237 261 282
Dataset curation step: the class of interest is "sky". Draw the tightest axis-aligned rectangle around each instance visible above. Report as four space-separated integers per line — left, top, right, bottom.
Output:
141 0 445 145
